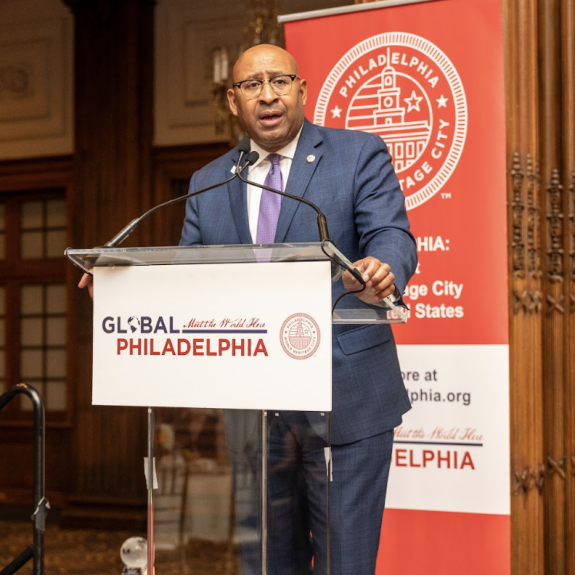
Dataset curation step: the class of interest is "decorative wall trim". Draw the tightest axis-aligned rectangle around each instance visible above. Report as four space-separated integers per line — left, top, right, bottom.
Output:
570 169 575 312
0 1 73 160
513 464 545 496
510 151 527 313
546 455 566 480
546 168 565 314
510 152 542 314
526 155 542 312
511 151 525 273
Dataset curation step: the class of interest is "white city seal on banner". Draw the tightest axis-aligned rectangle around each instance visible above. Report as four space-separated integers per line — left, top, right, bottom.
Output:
314 33 468 210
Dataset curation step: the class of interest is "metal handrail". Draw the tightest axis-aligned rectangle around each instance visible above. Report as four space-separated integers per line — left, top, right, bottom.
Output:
0 384 50 575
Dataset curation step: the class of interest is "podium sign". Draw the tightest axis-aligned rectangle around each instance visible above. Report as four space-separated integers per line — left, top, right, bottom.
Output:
92 260 332 411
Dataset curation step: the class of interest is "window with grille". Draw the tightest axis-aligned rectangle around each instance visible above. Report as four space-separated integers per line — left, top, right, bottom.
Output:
0 192 68 421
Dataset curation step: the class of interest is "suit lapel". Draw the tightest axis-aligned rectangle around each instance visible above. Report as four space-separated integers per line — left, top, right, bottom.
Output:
227 155 252 245
275 121 323 243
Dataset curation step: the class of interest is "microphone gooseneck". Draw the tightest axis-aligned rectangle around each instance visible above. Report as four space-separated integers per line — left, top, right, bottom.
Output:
103 151 257 248
235 148 366 291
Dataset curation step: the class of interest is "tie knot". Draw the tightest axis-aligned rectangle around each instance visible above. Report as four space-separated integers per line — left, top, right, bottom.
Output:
266 154 281 167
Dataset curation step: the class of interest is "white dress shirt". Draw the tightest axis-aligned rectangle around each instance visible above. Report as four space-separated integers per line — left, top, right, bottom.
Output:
246 127 303 243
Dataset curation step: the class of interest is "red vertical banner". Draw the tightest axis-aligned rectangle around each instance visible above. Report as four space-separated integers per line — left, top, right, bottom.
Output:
283 0 510 573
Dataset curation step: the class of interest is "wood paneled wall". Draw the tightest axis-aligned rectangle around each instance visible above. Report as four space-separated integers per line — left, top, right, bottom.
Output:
62 0 156 529
504 0 575 572
59 0 232 529
504 1 545 572
560 3 575 575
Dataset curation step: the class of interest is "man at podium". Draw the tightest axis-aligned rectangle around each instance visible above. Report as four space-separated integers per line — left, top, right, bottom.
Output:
179 44 417 575
77 43 415 574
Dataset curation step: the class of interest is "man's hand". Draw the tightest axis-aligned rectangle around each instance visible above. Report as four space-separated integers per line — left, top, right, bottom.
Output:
342 256 396 305
78 273 94 300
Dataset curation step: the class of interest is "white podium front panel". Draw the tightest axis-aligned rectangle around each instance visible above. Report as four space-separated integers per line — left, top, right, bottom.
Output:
92 261 332 411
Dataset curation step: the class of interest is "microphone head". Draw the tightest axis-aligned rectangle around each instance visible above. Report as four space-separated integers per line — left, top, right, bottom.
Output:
238 138 251 154
246 151 259 165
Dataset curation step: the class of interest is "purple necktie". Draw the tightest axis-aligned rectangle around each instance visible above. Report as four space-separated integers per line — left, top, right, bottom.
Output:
256 154 283 244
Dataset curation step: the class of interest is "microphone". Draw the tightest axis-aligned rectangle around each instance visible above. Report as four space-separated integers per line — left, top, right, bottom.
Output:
235 138 251 172
103 150 256 248
236 143 365 286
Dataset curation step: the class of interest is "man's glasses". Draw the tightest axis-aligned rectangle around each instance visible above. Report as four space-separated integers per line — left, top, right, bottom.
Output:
232 74 299 100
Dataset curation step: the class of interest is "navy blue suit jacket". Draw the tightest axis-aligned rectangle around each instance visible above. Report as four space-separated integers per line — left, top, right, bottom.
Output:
180 120 417 445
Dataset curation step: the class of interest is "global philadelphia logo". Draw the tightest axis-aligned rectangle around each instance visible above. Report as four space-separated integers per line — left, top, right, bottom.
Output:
314 33 468 210
127 316 140 333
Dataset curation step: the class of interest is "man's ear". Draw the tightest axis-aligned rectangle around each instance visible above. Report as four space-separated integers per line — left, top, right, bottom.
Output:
299 78 308 106
227 89 238 116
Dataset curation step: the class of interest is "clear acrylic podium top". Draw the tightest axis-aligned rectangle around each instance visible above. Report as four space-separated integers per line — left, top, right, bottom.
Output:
65 242 407 324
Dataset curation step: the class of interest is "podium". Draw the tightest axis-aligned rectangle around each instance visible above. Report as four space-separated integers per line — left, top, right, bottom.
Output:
66 242 406 575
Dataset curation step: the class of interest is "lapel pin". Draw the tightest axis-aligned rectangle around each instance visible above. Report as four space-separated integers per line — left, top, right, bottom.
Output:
307 155 316 163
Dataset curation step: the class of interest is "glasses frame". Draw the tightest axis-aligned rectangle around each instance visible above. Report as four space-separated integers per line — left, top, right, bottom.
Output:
232 74 299 100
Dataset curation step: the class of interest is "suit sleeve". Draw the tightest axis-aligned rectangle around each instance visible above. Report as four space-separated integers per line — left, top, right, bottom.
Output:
352 134 418 295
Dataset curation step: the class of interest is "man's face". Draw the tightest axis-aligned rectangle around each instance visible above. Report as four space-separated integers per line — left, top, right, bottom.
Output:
227 46 307 152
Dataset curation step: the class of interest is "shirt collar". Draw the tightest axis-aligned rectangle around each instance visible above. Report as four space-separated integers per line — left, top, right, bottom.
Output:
248 125 304 171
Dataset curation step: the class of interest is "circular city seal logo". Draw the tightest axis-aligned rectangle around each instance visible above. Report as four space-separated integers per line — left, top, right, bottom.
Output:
314 33 467 210
280 313 321 360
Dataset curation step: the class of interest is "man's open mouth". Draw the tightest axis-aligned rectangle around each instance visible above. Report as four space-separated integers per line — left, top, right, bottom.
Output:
259 111 283 126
